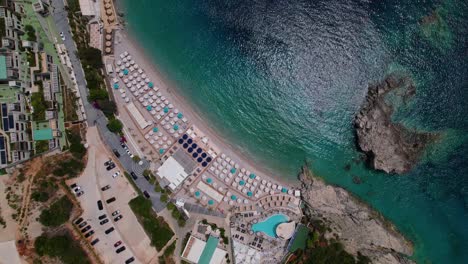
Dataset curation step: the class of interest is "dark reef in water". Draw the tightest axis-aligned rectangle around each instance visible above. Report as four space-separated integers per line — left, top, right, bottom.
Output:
354 75 437 174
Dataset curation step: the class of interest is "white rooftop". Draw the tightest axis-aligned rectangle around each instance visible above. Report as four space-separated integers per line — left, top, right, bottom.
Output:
157 156 189 191
78 0 96 16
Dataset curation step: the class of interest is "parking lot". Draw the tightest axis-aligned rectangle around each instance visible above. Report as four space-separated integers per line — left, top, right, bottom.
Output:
67 127 157 264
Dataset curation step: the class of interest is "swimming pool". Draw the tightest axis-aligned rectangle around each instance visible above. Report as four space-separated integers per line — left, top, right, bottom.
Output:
251 214 289 238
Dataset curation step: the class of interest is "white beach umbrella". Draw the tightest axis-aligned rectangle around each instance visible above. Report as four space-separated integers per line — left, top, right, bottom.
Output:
161 96 166 101
127 55 132 60
123 57 128 63
118 72 124 77
123 51 129 56
134 64 139 69
130 60 135 65
157 92 162 97
119 89 125 94
145 134 150 139
142 73 147 79
138 69 143 74
121 93 126 98
130 87 136 92
145 77 150 83
168 103 174 109
149 139 155 144
129 66 135 72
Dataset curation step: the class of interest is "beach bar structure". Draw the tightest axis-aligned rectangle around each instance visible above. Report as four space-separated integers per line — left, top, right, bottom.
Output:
126 102 150 129
157 156 189 191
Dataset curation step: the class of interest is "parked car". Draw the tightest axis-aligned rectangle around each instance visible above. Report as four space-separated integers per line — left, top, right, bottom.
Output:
106 197 116 204
104 227 114 234
98 214 107 220
144 175 150 182
114 241 122 247
99 219 109 225
90 238 99 246
104 160 113 166
113 149 121 157
125 257 135 264
81 225 91 233
106 163 116 171
78 221 88 229
73 186 81 193
143 191 150 199
111 210 120 216
112 171 120 178
84 230 94 238
120 143 127 149
76 191 84 197
114 215 123 222
74 217 84 225
70 183 77 189
101 185 111 191
116 246 126 254
97 200 103 210
130 171 138 180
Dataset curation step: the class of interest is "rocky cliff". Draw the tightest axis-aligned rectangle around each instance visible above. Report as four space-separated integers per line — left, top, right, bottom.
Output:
299 166 415 264
354 75 435 174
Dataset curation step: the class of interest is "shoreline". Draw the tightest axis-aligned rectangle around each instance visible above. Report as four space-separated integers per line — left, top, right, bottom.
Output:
113 25 300 188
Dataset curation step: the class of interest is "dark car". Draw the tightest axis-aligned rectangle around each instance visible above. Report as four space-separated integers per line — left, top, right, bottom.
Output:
143 191 150 199
70 183 77 189
104 160 113 166
81 225 91 233
97 200 103 210
84 230 94 238
76 191 84 197
113 149 120 157
116 246 126 254
120 143 127 149
130 171 138 180
144 175 150 182
114 240 122 247
100 219 109 225
98 214 107 220
104 227 115 234
106 197 116 204
74 217 84 225
114 215 123 222
101 185 111 191
125 257 135 264
90 238 99 246
106 163 116 171
112 210 120 216
78 221 88 229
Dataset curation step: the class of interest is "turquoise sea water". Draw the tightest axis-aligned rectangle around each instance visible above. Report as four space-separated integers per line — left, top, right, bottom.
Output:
252 214 289 238
121 0 468 263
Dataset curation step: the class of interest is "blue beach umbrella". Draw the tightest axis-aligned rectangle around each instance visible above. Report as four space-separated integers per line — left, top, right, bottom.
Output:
163 107 169 113
113 83 119 89
173 124 179 131
153 127 159 132
207 178 213 184
208 200 214 205
159 148 165 154
148 82 154 88
123 69 129 75
250 173 256 179
231 195 237 200
281 188 288 193
178 139 184 144
239 180 245 186
177 113 183 119
147 105 152 111
247 191 253 197
230 168 236 174
202 162 207 167
195 191 201 197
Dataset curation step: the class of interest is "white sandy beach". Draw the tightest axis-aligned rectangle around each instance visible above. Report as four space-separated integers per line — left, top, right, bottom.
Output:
113 28 300 189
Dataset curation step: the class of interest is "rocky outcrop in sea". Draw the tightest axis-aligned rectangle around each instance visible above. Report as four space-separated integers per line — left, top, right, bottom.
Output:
299 165 415 264
354 75 436 174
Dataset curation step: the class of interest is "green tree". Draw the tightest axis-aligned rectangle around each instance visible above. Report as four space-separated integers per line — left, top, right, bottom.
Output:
39 196 73 227
78 47 103 68
160 193 169 203
88 89 108 101
107 118 123 133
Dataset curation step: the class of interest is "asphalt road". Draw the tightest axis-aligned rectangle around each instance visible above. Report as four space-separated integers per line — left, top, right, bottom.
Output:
48 0 223 217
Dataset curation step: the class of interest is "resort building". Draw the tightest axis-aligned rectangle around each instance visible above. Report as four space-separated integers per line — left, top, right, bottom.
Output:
0 84 32 167
0 5 23 51
181 235 227 264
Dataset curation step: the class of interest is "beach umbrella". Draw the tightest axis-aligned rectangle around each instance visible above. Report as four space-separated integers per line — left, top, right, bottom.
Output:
125 97 130 103
282 188 288 193
247 191 253 197
207 178 213 184
142 73 147 79
118 72 123 77
121 93 126 98
127 55 132 60
123 57 128 63
164 107 169 113
231 195 237 200
148 82 154 88
159 148 165 154
134 64 139 69
173 124 179 131
113 83 119 89
250 173 256 179
177 113 183 119
208 200 214 205
195 191 201 197
116 60 122 66
119 89 124 94
239 180 245 186
130 60 135 65
125 62 130 68
123 69 129 75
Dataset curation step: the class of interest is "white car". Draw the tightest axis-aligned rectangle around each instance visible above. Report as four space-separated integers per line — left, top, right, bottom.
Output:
73 186 81 193
60 32 65 41
112 172 120 178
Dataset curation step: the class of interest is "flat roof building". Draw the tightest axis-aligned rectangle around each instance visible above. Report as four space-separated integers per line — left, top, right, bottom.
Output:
157 156 189 191
181 235 227 264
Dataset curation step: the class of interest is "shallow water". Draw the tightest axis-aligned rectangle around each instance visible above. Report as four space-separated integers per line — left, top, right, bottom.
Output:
122 0 468 263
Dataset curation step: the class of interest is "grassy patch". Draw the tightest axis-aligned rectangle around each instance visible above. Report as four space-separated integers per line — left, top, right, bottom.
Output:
35 140 49 154
35 233 90 264
39 195 73 227
159 240 176 264
129 196 174 250
31 82 47 121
